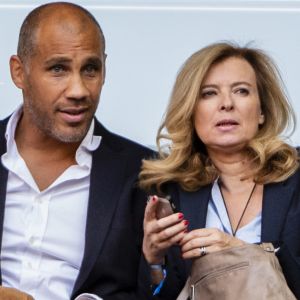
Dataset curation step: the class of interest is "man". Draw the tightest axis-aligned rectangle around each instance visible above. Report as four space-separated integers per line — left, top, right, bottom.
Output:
0 2 152 299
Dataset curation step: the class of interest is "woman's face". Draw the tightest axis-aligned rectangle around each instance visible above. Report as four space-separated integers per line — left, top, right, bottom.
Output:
194 57 265 154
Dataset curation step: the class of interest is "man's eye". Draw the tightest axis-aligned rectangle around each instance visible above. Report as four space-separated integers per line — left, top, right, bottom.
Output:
50 65 65 73
83 64 99 76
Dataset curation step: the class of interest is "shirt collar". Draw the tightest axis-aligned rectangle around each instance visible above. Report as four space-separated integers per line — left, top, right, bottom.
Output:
79 119 101 152
5 105 22 148
75 119 101 167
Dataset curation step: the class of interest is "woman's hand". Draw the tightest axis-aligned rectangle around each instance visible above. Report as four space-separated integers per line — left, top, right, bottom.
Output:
180 228 245 259
143 195 189 265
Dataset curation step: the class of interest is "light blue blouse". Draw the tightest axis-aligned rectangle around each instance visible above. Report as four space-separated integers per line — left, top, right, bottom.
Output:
205 180 261 244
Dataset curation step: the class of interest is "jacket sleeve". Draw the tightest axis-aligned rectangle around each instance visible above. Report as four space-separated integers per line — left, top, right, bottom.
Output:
151 246 187 300
277 189 300 298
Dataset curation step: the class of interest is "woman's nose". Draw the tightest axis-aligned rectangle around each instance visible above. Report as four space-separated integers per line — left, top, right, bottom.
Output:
220 93 234 111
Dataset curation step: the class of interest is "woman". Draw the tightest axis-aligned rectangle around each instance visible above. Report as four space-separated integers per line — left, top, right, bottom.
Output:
139 42 300 299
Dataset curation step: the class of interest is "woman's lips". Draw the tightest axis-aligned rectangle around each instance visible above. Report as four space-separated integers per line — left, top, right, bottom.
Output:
216 119 239 131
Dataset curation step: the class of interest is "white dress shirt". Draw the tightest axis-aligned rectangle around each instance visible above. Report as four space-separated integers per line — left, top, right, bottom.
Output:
1 107 103 300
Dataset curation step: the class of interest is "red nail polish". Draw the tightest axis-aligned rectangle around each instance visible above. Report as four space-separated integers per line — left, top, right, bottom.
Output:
183 220 189 226
178 213 184 219
152 196 157 202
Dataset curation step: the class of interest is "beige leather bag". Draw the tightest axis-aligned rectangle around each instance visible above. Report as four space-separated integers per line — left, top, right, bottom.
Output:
177 243 296 300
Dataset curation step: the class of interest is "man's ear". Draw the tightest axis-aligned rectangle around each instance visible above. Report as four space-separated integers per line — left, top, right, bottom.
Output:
10 55 26 89
102 53 107 85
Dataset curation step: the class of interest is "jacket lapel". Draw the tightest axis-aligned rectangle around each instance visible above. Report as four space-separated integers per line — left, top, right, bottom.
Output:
72 121 127 295
0 119 9 284
178 185 211 272
179 185 211 231
261 180 295 243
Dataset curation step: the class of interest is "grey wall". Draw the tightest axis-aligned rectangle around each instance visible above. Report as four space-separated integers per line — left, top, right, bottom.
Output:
0 0 300 147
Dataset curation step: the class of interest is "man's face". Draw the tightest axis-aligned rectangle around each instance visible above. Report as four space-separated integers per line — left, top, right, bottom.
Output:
18 16 105 143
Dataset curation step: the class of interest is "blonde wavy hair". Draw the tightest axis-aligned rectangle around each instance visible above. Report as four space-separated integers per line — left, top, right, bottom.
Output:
139 42 299 192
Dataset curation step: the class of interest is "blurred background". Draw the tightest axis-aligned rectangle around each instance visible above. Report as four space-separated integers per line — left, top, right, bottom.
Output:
0 0 300 147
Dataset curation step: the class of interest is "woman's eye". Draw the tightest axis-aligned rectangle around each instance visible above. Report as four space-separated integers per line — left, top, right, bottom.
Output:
201 90 217 98
235 88 249 95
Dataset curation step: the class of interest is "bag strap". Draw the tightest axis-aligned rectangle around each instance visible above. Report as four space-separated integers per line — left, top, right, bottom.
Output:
176 277 191 300
259 242 275 252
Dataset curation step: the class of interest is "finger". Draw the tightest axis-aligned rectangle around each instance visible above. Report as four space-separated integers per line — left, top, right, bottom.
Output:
154 230 187 250
156 210 185 228
181 236 245 259
182 245 212 259
181 241 234 259
144 195 184 223
144 195 160 222
180 230 222 251
180 236 205 252
156 219 189 242
145 212 186 237
180 228 212 245
143 229 187 264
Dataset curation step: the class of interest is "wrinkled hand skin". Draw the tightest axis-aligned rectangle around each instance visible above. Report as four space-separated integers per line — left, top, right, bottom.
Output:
0 286 34 300
180 228 245 259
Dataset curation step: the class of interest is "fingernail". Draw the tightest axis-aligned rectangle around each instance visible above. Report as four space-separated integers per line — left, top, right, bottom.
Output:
152 196 157 203
183 220 189 226
178 213 184 219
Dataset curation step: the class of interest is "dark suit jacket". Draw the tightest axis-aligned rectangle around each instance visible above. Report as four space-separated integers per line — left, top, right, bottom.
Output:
155 170 300 299
0 118 154 300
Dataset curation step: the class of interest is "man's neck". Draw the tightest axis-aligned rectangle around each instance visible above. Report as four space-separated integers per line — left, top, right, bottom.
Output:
14 117 81 191
15 113 80 160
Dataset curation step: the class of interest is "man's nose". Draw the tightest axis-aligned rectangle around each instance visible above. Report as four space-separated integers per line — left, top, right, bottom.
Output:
65 74 89 100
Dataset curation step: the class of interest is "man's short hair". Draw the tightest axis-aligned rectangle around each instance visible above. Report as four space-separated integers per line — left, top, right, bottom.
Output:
17 1 106 62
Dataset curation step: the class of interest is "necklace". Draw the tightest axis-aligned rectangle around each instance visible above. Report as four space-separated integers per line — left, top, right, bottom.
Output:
218 181 257 237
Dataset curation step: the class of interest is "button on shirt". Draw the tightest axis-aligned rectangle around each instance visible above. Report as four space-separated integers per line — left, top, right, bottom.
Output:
206 179 261 244
1 107 102 300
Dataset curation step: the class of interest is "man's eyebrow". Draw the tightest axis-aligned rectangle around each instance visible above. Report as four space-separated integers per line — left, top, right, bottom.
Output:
84 56 103 67
44 57 72 66
43 56 104 68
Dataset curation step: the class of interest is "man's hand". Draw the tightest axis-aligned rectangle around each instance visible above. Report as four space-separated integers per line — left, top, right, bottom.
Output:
0 286 34 300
